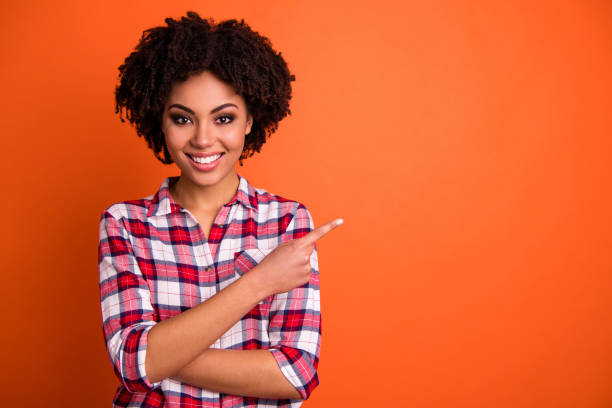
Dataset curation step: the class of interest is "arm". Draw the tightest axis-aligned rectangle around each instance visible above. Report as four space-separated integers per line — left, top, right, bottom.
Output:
172 349 301 399
144 265 267 384
99 210 269 390
172 204 322 400
99 210 160 392
100 205 331 396
267 205 322 400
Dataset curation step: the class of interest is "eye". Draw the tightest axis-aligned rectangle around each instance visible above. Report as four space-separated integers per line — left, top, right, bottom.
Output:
170 114 192 125
216 114 235 125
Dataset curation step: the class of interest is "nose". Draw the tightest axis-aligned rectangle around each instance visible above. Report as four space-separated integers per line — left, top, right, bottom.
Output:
190 122 214 149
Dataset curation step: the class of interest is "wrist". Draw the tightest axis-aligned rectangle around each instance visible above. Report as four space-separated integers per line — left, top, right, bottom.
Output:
240 266 271 301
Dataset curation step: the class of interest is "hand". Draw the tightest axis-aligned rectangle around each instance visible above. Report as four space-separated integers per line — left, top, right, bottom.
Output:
251 218 343 297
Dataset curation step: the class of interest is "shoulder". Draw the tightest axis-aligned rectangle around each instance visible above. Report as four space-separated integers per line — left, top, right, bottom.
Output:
99 195 154 225
251 184 314 230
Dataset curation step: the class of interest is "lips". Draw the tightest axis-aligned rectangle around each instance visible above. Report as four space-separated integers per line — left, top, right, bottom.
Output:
185 152 225 171
187 152 225 158
186 152 224 164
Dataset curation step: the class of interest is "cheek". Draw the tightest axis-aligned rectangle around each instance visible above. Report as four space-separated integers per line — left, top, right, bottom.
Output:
226 131 246 153
163 128 188 152
163 133 189 165
163 133 177 155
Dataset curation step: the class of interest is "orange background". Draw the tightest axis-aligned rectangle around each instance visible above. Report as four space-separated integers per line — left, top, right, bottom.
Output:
1 1 611 407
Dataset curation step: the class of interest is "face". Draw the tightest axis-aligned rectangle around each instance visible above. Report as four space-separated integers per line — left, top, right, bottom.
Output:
161 70 253 189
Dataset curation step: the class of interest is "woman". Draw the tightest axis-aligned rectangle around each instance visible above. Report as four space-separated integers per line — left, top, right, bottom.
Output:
98 11 342 408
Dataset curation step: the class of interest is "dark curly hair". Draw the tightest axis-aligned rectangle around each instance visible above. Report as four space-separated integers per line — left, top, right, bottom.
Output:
114 11 295 166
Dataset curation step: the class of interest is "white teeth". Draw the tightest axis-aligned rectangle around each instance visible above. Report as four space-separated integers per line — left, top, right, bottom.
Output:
191 154 221 164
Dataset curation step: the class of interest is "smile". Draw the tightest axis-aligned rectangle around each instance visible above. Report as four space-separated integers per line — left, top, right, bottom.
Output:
186 152 225 171
188 153 223 164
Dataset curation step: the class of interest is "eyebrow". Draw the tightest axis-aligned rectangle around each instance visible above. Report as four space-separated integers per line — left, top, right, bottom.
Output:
167 103 238 114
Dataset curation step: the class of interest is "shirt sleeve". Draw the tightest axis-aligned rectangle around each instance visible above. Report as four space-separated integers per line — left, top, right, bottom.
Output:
267 203 321 400
98 209 162 393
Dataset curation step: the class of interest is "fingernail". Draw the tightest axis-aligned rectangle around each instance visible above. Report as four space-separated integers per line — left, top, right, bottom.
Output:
336 218 344 225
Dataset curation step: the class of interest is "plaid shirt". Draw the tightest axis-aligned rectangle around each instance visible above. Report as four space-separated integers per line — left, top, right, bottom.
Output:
98 173 321 407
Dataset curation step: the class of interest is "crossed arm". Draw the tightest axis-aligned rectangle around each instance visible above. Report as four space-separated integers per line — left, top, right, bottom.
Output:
172 348 300 399
143 269 301 399
99 207 337 399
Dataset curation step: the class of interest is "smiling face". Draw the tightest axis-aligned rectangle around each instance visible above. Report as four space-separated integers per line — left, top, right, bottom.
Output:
161 70 253 191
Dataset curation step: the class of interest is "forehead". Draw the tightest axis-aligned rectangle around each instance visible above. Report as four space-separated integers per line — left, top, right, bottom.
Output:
166 70 245 109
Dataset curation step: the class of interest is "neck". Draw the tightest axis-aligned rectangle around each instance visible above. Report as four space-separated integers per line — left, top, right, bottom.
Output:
171 170 240 214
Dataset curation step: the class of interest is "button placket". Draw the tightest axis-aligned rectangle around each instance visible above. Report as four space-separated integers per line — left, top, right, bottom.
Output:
210 205 256 349
181 209 216 305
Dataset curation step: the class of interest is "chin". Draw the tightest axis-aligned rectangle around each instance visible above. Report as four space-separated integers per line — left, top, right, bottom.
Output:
183 166 234 186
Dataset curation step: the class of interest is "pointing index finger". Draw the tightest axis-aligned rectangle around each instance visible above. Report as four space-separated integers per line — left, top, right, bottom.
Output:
300 218 344 246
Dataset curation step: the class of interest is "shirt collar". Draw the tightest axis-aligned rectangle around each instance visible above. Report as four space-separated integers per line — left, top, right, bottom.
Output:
146 172 258 218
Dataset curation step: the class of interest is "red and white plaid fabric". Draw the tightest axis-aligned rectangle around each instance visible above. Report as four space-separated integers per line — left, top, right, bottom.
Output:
98 173 321 407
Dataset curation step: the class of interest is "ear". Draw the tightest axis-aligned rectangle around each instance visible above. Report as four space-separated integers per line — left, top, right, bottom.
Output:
246 113 253 135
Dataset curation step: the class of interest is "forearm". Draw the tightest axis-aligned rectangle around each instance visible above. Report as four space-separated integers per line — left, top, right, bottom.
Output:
171 348 302 400
145 271 268 384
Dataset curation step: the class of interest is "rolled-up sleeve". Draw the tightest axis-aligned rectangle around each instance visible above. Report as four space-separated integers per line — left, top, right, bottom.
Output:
268 204 321 400
98 210 161 393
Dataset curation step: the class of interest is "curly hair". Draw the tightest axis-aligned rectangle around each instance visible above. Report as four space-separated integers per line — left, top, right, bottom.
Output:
114 11 295 166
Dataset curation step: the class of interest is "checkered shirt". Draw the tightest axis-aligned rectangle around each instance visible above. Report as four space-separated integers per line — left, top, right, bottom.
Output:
98 173 321 407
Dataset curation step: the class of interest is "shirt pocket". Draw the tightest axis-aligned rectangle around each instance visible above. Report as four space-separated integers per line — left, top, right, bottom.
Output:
233 246 274 277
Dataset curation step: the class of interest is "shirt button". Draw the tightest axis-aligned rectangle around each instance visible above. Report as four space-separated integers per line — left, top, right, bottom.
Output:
205 266 212 272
